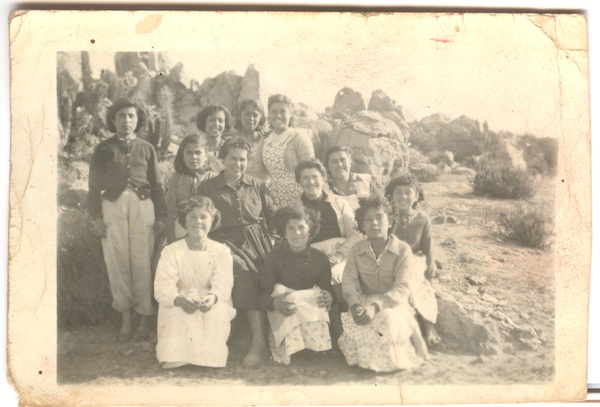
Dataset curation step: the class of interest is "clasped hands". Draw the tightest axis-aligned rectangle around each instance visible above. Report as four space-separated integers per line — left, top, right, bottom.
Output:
273 290 333 316
174 294 217 314
350 303 379 325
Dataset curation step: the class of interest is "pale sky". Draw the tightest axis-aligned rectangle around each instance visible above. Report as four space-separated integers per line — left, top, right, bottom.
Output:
87 13 588 139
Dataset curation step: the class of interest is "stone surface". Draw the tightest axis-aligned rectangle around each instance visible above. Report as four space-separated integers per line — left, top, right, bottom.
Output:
237 64 261 110
331 87 366 117
327 111 409 183
436 295 501 355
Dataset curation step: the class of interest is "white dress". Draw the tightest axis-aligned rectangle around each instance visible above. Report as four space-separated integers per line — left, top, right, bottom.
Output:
154 239 236 368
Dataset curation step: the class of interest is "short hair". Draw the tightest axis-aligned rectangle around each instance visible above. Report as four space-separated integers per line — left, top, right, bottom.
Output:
323 145 353 171
106 98 147 133
174 134 206 175
176 195 221 231
273 204 317 239
267 94 295 128
354 195 390 234
218 137 252 160
384 174 424 209
294 159 327 183
234 98 266 131
196 104 233 134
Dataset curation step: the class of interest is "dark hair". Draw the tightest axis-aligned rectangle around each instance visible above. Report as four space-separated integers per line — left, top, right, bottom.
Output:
106 98 147 133
217 137 252 160
294 159 327 183
174 134 206 175
384 174 424 209
355 195 390 234
196 104 233 134
176 195 221 231
267 94 294 128
273 204 317 239
234 99 266 131
323 145 353 171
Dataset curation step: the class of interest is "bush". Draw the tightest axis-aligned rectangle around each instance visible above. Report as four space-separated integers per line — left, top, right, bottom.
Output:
471 160 535 199
498 203 554 249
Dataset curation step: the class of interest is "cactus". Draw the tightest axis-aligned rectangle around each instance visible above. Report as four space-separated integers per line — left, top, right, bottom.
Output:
155 85 174 158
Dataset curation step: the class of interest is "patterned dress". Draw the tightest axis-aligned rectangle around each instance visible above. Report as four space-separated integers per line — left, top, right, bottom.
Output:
263 130 304 208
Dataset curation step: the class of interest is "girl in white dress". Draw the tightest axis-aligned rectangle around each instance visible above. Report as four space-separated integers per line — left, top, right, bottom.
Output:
154 196 235 368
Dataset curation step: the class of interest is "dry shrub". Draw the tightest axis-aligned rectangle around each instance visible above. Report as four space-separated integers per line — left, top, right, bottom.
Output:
471 160 535 199
58 207 113 329
498 203 554 249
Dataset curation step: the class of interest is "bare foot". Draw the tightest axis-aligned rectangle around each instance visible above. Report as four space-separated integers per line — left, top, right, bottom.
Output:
242 343 269 367
423 320 441 346
411 332 430 361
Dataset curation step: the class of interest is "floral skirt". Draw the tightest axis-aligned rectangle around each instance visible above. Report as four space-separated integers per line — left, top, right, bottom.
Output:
338 295 427 372
410 255 438 323
269 321 332 365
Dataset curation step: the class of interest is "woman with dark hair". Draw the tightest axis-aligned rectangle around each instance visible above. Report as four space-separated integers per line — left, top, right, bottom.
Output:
258 205 339 365
230 98 266 145
165 134 216 243
248 94 315 208
196 104 234 174
338 196 429 372
88 97 166 343
154 196 235 368
323 145 381 211
198 137 275 367
385 174 440 346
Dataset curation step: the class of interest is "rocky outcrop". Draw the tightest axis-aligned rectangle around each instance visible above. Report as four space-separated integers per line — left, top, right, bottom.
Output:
237 65 261 109
367 90 410 132
327 111 409 183
332 87 366 117
114 51 172 77
435 115 483 162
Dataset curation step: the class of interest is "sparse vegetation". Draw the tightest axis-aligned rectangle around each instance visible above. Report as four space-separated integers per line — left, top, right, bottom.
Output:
471 160 536 199
498 203 554 249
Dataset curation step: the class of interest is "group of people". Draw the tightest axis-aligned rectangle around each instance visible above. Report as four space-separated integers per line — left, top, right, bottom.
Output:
87 95 441 373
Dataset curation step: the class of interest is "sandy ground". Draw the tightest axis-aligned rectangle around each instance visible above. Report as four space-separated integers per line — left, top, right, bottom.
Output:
57 173 555 386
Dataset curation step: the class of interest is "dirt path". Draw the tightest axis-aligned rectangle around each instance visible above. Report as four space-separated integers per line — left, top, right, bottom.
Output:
58 173 555 386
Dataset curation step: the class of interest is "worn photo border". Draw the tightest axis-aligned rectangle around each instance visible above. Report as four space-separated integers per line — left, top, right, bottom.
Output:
6 7 592 406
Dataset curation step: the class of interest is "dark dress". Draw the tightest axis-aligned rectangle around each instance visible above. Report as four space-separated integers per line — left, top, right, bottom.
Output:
198 172 274 310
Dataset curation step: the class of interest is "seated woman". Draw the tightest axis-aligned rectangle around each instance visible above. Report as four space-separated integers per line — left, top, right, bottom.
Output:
259 205 338 365
385 174 440 346
323 146 381 211
154 196 235 369
339 196 429 373
294 159 362 291
198 137 275 367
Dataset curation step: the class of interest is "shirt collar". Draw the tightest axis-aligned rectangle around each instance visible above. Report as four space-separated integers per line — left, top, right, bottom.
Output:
357 234 402 255
301 189 332 204
282 242 311 257
214 172 252 190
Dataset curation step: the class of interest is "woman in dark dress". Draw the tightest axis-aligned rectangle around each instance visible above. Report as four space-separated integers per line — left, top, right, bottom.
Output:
198 137 275 367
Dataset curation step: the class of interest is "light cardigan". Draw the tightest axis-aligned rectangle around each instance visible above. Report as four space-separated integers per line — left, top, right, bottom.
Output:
247 127 315 181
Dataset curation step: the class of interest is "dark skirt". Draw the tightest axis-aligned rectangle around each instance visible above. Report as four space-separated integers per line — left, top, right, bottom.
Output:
212 224 273 310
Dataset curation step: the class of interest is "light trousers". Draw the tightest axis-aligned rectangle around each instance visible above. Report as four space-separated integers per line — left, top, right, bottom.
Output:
101 188 155 316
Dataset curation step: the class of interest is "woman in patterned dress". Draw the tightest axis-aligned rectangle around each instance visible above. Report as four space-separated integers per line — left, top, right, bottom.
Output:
338 196 429 372
247 94 314 208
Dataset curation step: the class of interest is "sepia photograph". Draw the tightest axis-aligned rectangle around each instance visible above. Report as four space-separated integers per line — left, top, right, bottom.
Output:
8 9 590 405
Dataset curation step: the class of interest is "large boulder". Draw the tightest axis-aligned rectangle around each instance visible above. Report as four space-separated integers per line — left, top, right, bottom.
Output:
418 113 451 134
367 90 410 132
327 111 409 183
331 87 366 117
114 51 172 77
196 71 243 118
57 52 84 145
237 65 261 109
435 115 483 162
516 135 558 175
